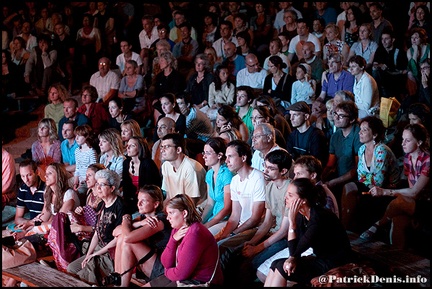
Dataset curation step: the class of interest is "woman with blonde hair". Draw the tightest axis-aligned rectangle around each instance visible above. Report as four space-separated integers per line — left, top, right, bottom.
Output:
31 118 62 181
98 128 125 179
323 23 350 66
347 23 378 70
44 83 70 128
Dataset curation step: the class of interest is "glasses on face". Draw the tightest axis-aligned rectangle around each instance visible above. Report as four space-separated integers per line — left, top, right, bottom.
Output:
252 134 268 140
160 144 177 150
202 151 216 156
421 66 430 70
333 112 349 119
95 182 111 188
99 62 108 66
250 116 264 121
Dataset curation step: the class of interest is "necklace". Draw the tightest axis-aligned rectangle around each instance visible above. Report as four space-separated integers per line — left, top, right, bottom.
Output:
131 160 135 175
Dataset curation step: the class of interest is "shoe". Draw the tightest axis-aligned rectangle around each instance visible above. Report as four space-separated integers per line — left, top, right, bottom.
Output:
360 224 379 241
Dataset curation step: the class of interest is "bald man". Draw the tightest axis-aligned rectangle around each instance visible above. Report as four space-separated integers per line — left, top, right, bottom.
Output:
152 117 176 170
236 53 267 89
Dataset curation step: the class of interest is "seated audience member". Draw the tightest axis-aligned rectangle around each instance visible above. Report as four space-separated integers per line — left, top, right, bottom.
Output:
313 99 336 145
419 58 430 105
256 154 340 283
69 163 105 251
139 14 159 77
322 101 362 201
207 64 236 120
118 59 145 115
19 163 80 270
116 39 143 76
151 50 186 124
113 185 172 287
67 169 125 285
152 117 176 171
263 55 294 109
214 140 266 276
263 37 291 74
10 36 30 96
160 133 207 208
255 95 292 137
168 9 198 44
146 194 224 287
107 97 133 132
215 104 249 142
348 55 380 119
13 160 46 230
371 28 408 99
201 137 234 235
286 101 329 168
236 53 267 90
212 20 239 63
311 17 326 49
32 118 62 182
77 85 110 136
251 106 286 149
52 22 74 92
316 53 354 103
287 18 322 66
73 124 98 194
406 28 430 96
98 128 125 178
322 23 350 67
221 41 245 85
251 123 286 172
44 83 69 128
172 22 199 80
347 23 378 71
298 41 325 92
204 46 222 73
89 57 121 105
235 85 255 138
238 150 292 287
154 93 186 143
341 116 401 232
120 119 142 154
60 120 79 174
176 92 215 142
121 136 161 214
360 124 430 250
291 63 316 106
264 178 353 287
24 34 58 97
2 147 16 210
58 97 90 142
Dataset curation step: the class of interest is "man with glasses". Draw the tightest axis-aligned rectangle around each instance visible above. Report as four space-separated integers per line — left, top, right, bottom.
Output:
286 101 328 167
212 20 239 62
322 101 362 203
251 123 285 172
160 133 206 208
316 53 354 103
236 53 267 90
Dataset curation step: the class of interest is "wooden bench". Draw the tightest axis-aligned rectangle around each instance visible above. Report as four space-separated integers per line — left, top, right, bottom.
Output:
347 231 430 287
2 262 91 287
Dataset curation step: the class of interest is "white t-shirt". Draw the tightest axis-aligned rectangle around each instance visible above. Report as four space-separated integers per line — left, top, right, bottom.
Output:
230 169 266 225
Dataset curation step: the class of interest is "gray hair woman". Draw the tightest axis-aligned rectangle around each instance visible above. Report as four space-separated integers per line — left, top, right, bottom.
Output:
67 169 125 286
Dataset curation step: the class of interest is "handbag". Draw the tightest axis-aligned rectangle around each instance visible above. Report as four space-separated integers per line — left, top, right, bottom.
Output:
379 97 400 128
2 239 37 269
176 248 219 287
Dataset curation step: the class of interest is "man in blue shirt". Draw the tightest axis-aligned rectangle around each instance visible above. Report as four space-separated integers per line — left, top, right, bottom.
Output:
60 119 79 174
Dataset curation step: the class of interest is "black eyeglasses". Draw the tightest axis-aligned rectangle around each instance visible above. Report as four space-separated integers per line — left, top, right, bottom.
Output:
333 112 349 119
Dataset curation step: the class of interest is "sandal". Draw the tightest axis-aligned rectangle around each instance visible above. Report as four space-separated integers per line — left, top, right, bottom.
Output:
360 224 379 241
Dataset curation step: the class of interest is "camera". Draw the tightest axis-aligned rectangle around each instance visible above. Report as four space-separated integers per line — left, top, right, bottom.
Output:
102 272 122 286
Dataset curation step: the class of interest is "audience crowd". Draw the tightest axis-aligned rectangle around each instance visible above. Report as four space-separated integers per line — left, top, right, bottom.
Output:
2 1 430 287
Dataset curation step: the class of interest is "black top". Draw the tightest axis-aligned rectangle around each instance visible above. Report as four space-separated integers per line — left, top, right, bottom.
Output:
289 206 352 266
